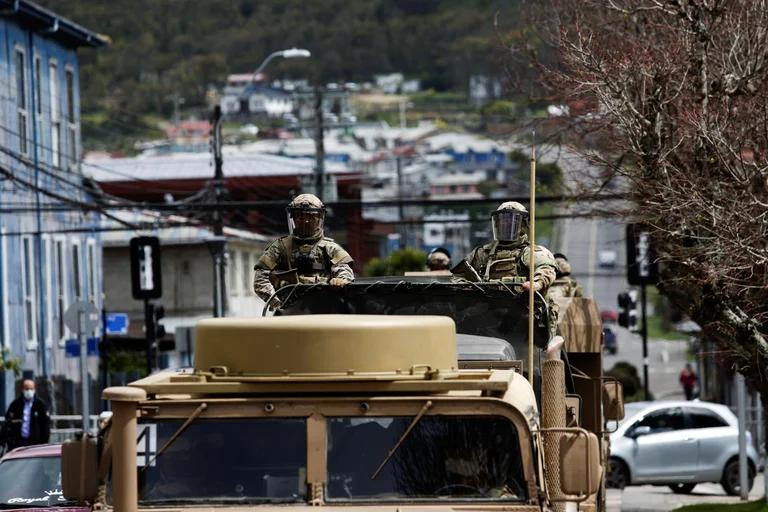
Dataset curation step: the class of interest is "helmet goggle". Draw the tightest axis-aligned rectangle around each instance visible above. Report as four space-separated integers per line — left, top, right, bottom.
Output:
286 206 325 239
491 209 528 242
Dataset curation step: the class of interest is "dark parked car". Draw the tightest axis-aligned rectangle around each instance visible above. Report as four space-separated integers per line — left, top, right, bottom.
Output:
0 444 86 511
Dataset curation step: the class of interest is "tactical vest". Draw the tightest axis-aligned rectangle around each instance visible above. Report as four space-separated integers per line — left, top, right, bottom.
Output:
286 238 333 282
479 241 527 281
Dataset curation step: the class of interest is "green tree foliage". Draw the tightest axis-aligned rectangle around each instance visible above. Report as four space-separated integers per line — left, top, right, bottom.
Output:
606 362 651 402
41 0 522 149
364 247 427 276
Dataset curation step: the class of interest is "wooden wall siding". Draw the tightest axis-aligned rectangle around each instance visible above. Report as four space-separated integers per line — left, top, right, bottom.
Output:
0 19 102 409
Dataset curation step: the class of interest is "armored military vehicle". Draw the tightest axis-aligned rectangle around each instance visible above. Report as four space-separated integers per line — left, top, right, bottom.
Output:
62 313 619 512
268 277 624 511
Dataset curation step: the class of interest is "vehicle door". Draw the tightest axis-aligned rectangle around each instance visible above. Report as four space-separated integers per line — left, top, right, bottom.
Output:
684 406 732 480
629 407 698 482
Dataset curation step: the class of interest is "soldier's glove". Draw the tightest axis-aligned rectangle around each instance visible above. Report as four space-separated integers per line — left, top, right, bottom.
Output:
329 277 351 287
522 280 543 293
268 298 283 311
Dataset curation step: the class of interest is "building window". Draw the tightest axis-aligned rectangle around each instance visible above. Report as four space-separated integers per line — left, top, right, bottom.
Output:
34 55 42 116
0 229 8 351
15 48 28 155
242 252 251 295
21 237 37 347
87 239 98 304
65 68 77 167
72 241 82 302
50 61 61 168
42 236 52 348
54 238 68 344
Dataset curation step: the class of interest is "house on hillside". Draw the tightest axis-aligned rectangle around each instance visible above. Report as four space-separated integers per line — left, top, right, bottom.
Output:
0 1 108 412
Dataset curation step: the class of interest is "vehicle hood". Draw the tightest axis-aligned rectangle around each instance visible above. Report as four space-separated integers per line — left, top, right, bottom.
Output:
0 507 87 512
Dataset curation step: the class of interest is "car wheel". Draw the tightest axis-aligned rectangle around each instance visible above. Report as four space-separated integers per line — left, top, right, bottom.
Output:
606 458 629 489
668 483 696 494
721 459 755 496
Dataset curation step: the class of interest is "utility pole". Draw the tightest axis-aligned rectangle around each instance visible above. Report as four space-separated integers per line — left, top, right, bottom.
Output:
640 284 650 399
313 85 325 200
210 106 227 317
396 156 405 248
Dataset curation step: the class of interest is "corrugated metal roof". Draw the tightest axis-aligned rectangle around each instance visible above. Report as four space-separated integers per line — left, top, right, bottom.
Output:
83 148 351 183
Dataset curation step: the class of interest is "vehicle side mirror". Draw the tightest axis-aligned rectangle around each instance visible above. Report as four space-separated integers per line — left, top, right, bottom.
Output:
629 425 651 438
559 430 601 497
62 434 100 503
602 379 625 421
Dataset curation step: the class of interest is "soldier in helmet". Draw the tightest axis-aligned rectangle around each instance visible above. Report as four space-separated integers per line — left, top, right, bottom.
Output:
466 202 557 293
253 194 354 305
548 252 584 300
426 247 451 271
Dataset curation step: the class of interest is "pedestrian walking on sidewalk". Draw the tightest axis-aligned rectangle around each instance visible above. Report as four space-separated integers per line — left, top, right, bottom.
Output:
679 363 699 400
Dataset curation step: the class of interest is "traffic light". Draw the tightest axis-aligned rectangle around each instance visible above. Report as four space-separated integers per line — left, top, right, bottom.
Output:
153 305 166 340
618 291 638 331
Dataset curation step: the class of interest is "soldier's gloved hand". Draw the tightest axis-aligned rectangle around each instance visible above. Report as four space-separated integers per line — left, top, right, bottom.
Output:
522 280 543 293
268 298 282 311
329 277 351 287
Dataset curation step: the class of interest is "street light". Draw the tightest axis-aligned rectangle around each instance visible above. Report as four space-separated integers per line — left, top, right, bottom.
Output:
253 47 311 78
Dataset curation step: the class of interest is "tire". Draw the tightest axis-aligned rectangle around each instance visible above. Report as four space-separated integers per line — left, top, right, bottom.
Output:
668 483 696 494
606 458 629 489
721 459 755 496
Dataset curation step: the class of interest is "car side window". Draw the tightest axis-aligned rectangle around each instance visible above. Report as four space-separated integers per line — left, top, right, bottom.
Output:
686 407 728 429
634 407 684 434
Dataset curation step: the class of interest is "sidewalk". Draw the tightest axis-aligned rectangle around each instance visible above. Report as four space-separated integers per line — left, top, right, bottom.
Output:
607 473 765 511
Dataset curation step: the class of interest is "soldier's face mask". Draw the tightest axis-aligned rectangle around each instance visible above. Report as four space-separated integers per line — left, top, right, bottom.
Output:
287 207 325 239
491 210 528 242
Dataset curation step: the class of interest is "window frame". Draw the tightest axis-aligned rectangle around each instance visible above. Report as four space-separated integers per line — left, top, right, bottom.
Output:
65 65 77 168
49 59 61 168
0 228 8 350
54 237 68 346
86 238 98 305
42 235 53 348
15 46 29 156
71 238 82 303
20 236 37 349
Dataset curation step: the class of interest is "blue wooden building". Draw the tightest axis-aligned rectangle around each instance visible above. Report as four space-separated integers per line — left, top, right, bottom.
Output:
0 1 107 412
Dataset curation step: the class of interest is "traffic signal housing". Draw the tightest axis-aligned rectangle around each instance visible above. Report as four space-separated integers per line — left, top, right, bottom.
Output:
618 291 639 331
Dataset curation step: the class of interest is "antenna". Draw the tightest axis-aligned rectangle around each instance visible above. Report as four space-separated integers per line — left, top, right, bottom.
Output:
528 130 536 383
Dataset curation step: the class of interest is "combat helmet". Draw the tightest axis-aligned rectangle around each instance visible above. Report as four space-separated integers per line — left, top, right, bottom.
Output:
553 252 571 278
426 247 451 271
491 201 529 242
287 193 326 241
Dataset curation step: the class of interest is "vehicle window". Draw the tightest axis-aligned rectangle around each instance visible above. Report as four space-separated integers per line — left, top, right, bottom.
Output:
136 419 306 505
0 456 68 506
687 407 728 429
634 407 684 434
326 415 526 502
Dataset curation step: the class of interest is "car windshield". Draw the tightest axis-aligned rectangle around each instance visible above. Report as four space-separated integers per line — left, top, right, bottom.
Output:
326 415 527 501
0 456 70 507
618 403 648 427
136 419 306 505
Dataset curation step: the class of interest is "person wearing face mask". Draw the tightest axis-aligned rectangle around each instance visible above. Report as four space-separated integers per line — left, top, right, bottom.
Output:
1 379 50 451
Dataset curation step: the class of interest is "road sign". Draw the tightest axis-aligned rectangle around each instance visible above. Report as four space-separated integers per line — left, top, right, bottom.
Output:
64 301 100 334
130 237 162 300
64 338 99 358
105 313 129 335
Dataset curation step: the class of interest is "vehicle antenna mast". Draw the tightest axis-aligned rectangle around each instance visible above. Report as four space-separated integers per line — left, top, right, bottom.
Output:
528 131 536 383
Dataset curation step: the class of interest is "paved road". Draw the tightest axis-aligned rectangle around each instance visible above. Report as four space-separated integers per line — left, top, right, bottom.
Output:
607 473 766 511
548 147 688 399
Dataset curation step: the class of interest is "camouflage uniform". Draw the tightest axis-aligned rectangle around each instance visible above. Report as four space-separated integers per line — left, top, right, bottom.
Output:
467 238 558 290
548 255 584 301
252 193 355 303
252 236 354 302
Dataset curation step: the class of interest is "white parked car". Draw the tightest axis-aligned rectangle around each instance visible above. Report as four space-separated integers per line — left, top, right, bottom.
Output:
608 401 759 495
